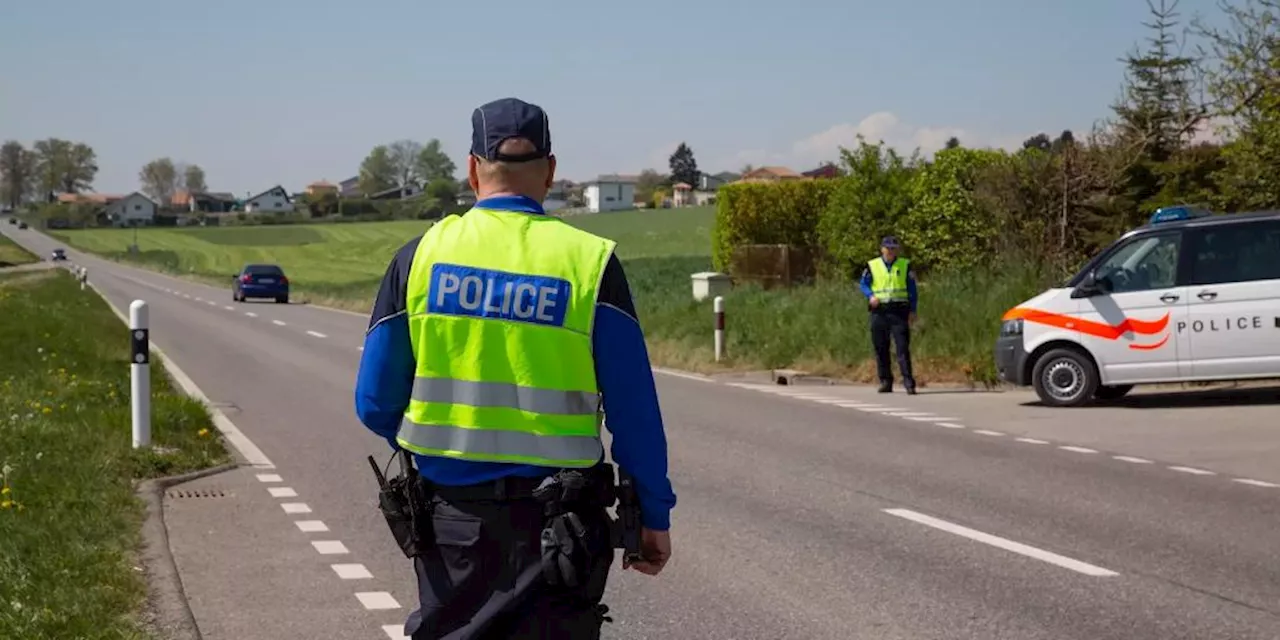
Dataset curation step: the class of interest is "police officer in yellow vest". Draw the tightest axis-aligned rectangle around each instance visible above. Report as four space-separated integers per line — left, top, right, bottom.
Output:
858 236 918 394
355 97 676 639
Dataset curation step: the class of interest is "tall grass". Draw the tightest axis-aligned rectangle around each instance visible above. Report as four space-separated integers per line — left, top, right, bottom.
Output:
0 270 229 638
0 233 37 267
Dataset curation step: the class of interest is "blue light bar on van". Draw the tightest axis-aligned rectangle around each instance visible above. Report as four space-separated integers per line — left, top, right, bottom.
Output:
1149 205 1211 224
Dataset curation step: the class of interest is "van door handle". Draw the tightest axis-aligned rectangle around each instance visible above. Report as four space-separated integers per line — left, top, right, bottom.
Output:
1160 293 1180 303
1197 290 1217 301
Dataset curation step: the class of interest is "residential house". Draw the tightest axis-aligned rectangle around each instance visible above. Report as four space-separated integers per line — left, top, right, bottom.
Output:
803 164 841 179
243 185 294 213
582 174 637 213
57 192 157 226
306 180 339 197
338 176 361 198
173 190 238 213
107 192 158 226
370 184 422 200
544 179 575 211
692 171 740 206
672 182 695 207
739 166 804 182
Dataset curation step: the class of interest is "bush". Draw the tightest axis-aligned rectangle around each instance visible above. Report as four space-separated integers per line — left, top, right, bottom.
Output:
817 139 918 279
900 147 1007 272
712 179 838 272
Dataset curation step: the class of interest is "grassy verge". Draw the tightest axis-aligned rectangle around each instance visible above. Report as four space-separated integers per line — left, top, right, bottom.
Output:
51 207 1051 384
0 233 38 267
0 269 230 639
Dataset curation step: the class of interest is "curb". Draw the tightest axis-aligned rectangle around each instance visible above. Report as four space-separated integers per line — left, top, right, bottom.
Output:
136 463 239 640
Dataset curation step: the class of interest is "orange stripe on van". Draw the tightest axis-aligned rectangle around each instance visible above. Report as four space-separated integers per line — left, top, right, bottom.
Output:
1002 307 1170 340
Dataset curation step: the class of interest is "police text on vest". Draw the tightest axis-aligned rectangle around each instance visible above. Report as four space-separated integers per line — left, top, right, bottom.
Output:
428 263 571 327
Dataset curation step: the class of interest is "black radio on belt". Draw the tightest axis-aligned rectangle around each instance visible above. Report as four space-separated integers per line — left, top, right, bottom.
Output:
368 450 433 558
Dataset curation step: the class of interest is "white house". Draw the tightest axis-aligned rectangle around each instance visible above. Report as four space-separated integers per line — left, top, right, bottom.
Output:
106 192 157 227
582 174 637 213
244 185 294 213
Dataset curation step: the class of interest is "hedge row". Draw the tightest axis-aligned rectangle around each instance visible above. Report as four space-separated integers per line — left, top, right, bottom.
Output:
713 145 1014 279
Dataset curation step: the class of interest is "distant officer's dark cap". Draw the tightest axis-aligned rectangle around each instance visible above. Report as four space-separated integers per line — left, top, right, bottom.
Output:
881 235 901 248
470 97 551 163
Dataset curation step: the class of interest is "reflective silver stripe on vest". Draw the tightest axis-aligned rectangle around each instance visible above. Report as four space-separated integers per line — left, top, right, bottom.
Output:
398 418 603 464
412 377 600 416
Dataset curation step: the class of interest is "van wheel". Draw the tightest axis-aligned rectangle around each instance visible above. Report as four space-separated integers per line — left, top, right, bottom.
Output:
1094 384 1134 401
1031 348 1099 407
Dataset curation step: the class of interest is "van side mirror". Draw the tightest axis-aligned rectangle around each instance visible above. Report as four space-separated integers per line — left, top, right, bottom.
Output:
1072 271 1115 298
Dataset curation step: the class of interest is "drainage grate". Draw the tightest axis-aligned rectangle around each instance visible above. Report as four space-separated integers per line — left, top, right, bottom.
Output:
166 488 231 499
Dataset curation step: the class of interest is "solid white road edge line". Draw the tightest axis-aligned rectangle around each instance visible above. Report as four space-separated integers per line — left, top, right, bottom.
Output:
652 367 714 382
883 508 1119 577
85 279 276 469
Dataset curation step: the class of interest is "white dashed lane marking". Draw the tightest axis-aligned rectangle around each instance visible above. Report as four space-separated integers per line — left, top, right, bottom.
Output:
1169 466 1216 476
256 473 282 483
296 520 329 533
1114 456 1153 464
884 508 1119 577
1059 446 1098 454
383 624 409 639
246 312 258 318
306 330 327 338
268 487 298 498
272 320 287 326
281 502 312 514
331 564 373 580
355 592 401 610
224 305 234 310
706 381 1280 494
312 540 349 555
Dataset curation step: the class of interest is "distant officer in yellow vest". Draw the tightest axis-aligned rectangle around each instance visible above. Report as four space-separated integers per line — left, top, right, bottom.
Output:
858 236 918 394
355 97 676 639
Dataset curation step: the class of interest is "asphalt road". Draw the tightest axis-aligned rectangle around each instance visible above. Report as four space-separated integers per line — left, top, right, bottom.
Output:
5 224 1280 639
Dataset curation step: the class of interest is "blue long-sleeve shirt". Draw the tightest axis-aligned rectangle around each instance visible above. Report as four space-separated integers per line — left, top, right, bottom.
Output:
354 195 677 531
858 256 918 312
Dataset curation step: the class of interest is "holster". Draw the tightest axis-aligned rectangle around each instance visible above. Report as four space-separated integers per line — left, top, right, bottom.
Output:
534 463 630 590
369 450 434 558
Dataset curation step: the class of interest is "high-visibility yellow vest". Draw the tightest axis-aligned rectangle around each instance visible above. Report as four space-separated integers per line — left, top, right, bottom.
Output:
397 206 616 468
868 257 910 303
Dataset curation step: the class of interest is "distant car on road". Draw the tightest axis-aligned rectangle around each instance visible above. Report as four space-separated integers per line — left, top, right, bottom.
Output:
17 221 28 229
50 248 66 261
233 264 289 303
7 217 15 225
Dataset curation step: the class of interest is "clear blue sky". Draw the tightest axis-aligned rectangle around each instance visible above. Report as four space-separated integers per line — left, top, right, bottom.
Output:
2 0 1226 196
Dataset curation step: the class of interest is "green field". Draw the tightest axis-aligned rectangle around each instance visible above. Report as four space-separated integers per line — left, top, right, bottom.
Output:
0 232 37 267
54 207 1045 383
0 269 229 638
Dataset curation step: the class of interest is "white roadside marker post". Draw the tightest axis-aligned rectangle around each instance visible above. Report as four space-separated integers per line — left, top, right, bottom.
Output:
714 296 725 362
130 300 151 449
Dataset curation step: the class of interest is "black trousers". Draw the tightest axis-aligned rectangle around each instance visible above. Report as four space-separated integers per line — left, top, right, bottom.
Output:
404 492 615 640
870 306 914 387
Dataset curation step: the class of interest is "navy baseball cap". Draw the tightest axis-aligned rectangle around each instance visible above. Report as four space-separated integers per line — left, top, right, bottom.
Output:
470 97 551 162
881 235 901 248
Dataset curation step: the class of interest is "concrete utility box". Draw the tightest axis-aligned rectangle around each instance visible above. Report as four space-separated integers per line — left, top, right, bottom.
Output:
691 271 732 302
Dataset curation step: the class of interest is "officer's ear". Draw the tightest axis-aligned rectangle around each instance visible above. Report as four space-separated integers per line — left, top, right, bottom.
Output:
545 154 557 189
467 154 480 193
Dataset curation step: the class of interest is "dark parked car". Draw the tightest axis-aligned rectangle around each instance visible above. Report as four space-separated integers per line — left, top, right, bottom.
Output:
17 221 28 229
50 248 66 261
233 264 289 303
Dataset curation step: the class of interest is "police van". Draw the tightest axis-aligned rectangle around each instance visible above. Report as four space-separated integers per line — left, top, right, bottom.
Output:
995 205 1280 407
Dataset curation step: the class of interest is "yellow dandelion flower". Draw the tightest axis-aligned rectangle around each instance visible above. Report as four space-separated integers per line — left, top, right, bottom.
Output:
1 500 11 509
197 428 210 437
1 487 10 495
41 407 51 415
